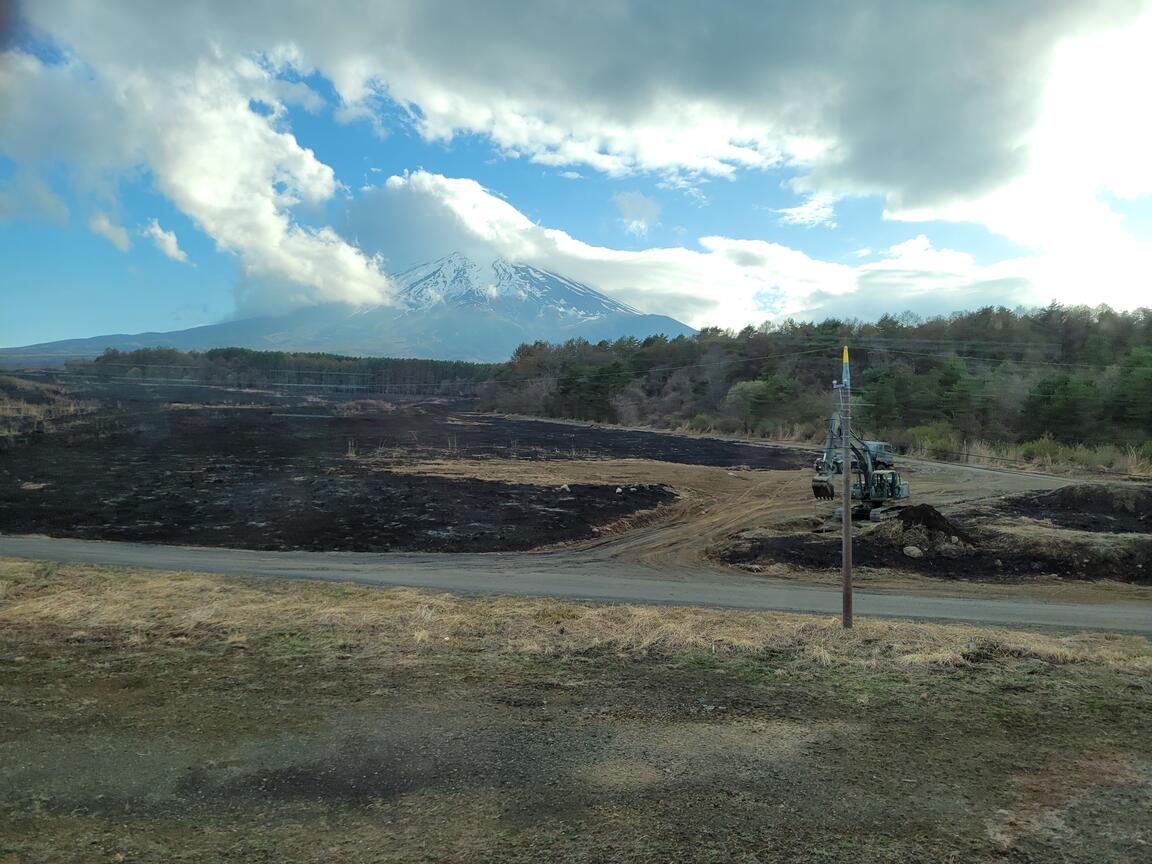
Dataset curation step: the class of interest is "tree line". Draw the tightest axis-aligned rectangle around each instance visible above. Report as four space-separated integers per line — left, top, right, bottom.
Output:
477 304 1152 464
78 348 495 395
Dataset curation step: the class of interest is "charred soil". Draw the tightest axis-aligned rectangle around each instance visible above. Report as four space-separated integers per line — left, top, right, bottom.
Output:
0 405 693 552
719 499 1152 584
994 484 1152 534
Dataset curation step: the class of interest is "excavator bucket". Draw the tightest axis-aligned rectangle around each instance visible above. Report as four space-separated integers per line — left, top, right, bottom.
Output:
812 474 837 500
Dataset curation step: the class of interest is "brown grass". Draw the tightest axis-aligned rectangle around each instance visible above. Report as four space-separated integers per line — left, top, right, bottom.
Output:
908 436 1152 478
0 375 95 434
2 558 1149 673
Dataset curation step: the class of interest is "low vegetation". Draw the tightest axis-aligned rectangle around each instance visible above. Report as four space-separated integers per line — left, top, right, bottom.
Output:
3 559 1151 863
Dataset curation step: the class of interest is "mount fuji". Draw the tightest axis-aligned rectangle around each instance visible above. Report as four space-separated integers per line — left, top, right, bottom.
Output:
2 253 695 364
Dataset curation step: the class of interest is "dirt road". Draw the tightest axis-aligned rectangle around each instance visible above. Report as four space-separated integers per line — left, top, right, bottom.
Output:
4 534 1150 634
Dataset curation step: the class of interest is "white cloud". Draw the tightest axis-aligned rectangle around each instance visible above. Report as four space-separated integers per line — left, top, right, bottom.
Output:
776 193 837 228
0 173 70 224
883 11 1152 312
141 218 188 263
559 171 582 180
18 1 1147 208
4 1 1151 323
348 171 1048 328
0 47 391 313
88 211 130 251
613 191 661 237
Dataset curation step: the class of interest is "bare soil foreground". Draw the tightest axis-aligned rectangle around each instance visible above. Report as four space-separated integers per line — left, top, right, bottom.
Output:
2 559 1151 863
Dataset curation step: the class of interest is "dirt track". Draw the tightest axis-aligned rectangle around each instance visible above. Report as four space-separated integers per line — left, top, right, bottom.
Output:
375 452 1072 572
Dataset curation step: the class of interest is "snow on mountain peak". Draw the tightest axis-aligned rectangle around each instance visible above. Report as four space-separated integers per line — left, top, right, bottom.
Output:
394 253 639 319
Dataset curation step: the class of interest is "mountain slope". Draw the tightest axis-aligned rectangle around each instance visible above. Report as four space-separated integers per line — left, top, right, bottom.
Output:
1 254 695 364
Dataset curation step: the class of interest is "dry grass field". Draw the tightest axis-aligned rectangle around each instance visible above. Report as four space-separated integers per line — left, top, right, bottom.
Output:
3 558 1151 863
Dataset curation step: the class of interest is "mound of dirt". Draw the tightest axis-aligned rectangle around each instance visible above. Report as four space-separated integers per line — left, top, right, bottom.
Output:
864 505 976 560
715 491 1152 584
1000 484 1152 534
866 525 976 564
895 504 975 545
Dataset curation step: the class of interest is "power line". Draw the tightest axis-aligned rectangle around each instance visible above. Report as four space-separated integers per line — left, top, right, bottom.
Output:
869 347 1126 370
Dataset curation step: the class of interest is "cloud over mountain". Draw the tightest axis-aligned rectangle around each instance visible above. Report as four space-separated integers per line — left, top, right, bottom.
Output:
346 171 1047 328
2 0 1150 336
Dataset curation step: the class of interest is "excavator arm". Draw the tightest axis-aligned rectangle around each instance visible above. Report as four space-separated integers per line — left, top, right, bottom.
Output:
811 412 872 499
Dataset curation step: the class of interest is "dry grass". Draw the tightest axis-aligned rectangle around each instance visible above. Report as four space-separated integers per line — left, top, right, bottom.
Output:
362 454 717 489
908 436 1152 477
2 558 1149 673
0 375 95 434
0 374 63 398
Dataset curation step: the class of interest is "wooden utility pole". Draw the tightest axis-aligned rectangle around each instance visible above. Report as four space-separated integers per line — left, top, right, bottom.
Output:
840 345 853 629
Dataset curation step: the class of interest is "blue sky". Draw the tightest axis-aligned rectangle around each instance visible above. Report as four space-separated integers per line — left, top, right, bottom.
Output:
2 1 1151 347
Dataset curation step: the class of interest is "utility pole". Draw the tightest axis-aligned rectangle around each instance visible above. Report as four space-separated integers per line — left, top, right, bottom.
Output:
839 345 853 629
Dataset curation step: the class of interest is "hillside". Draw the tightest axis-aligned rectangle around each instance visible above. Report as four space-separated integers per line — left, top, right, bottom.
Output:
0 253 695 365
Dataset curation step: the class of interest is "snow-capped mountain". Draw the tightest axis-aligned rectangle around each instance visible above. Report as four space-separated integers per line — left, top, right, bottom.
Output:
1 254 695 364
396 253 639 320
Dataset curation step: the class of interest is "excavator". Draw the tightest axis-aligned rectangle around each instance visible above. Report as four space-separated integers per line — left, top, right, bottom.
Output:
811 412 910 517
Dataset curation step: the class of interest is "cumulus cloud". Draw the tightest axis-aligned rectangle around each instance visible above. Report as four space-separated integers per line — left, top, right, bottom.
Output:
141 219 188 263
4 1 1150 322
347 171 1047 328
882 12 1152 311
0 40 391 312
88 211 130 251
613 191 661 237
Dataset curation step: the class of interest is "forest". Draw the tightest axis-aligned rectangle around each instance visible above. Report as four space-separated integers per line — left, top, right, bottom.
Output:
477 304 1152 472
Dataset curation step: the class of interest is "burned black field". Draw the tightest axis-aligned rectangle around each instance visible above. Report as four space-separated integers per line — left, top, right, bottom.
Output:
0 401 808 552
